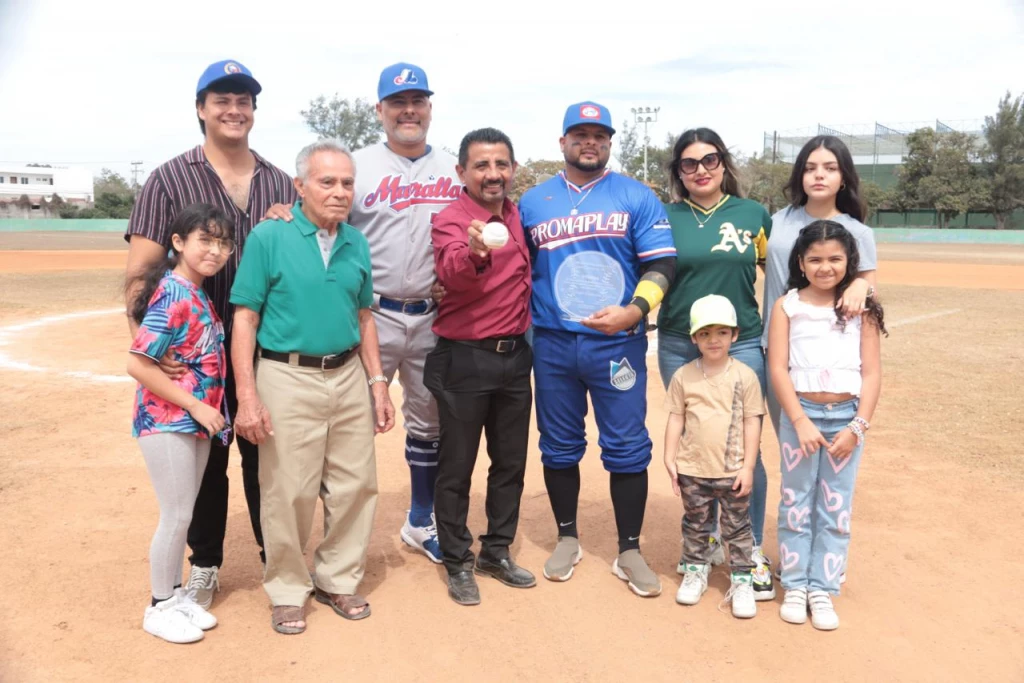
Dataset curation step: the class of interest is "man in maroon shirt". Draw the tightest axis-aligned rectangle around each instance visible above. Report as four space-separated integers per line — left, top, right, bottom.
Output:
424 128 535 606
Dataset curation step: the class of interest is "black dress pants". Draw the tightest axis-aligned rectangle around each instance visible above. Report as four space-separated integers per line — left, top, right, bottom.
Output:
423 336 532 574
187 340 265 568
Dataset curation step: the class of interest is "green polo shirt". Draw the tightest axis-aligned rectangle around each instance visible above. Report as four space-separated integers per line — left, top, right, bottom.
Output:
230 202 372 356
657 195 772 342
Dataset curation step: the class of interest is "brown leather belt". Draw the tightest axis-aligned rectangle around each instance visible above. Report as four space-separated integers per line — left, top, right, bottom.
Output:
259 346 359 370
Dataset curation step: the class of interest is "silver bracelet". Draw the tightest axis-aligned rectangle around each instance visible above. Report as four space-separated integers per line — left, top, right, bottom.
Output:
847 422 865 446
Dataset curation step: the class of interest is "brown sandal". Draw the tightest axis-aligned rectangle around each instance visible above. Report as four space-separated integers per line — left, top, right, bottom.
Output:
271 605 306 634
314 586 371 620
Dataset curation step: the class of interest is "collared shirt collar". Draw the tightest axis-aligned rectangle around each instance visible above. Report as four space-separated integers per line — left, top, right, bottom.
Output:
291 201 351 246
456 189 516 224
185 144 271 169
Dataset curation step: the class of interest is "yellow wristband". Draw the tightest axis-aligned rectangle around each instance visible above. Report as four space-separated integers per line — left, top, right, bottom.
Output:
633 279 665 310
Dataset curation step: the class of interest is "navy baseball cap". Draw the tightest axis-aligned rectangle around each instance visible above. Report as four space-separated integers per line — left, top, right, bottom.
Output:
196 60 262 96
378 62 434 100
563 101 615 135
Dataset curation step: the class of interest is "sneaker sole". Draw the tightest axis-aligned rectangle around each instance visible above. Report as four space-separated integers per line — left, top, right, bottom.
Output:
675 587 707 605
400 528 443 564
780 610 808 625
732 607 757 619
611 559 662 598
144 624 204 644
811 618 839 631
542 546 583 582
753 587 776 602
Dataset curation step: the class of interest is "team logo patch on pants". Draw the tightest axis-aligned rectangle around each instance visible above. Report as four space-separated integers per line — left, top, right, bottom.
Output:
610 357 636 391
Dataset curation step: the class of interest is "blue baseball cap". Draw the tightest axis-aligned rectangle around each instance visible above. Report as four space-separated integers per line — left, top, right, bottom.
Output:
378 62 434 101
563 101 615 135
196 60 262 97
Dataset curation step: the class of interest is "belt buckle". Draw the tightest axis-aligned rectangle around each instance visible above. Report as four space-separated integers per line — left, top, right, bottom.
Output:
495 339 514 353
321 353 338 370
401 301 419 315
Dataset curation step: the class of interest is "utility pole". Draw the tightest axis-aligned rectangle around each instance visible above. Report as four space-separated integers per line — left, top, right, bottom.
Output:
130 161 144 194
630 106 660 184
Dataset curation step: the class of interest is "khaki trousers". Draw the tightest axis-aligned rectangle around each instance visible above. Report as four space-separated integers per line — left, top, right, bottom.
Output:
256 356 378 607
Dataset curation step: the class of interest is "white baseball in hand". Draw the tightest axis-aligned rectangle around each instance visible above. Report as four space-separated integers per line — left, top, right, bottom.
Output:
482 222 509 249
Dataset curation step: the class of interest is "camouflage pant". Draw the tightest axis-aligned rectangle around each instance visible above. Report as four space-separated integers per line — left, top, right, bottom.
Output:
678 475 754 572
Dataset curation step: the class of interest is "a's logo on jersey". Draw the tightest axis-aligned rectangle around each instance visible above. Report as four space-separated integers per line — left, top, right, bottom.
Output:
529 211 630 250
652 218 671 230
224 62 242 74
581 105 600 119
362 174 461 213
710 222 753 254
610 357 637 391
393 69 419 86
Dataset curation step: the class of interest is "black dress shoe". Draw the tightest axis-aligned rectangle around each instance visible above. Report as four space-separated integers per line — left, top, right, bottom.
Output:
475 555 537 588
447 570 481 606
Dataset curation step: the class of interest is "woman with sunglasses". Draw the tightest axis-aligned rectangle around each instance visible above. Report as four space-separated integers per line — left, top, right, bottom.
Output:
657 127 775 603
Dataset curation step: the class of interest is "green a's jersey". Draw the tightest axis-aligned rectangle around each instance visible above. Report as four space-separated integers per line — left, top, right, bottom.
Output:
657 195 772 342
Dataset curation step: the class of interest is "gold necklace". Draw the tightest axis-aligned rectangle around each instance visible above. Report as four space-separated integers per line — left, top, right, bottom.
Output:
688 196 726 229
698 357 733 382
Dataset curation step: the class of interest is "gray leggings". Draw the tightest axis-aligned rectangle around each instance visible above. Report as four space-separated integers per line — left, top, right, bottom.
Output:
139 432 211 600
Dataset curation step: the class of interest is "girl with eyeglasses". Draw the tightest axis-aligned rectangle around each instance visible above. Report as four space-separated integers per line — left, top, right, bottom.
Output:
657 128 776 604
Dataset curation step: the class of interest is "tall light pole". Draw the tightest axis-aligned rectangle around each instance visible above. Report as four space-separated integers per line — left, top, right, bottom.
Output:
630 106 660 184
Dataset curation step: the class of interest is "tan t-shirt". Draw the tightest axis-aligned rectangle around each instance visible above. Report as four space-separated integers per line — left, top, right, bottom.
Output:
663 359 765 478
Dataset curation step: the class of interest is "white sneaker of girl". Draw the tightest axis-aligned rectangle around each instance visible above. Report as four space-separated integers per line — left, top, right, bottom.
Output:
780 587 808 624
171 588 218 630
808 590 840 630
143 600 204 644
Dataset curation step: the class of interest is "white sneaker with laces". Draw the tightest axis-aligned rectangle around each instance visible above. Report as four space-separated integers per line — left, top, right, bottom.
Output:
172 588 217 630
751 546 776 601
808 590 839 630
144 599 204 644
187 565 220 610
724 573 757 619
675 563 709 605
780 587 808 624
400 511 442 564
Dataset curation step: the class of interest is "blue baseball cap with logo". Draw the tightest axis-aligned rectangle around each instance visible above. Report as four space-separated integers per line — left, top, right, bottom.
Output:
196 59 262 96
378 62 434 100
563 101 615 136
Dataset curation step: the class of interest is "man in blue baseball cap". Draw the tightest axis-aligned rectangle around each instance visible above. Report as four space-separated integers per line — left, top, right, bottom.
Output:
124 58 297 625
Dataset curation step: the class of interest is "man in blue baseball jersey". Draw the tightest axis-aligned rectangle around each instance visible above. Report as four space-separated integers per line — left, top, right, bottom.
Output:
518 101 677 597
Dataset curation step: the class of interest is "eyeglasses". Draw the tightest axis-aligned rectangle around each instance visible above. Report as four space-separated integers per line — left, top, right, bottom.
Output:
678 152 722 175
197 235 236 255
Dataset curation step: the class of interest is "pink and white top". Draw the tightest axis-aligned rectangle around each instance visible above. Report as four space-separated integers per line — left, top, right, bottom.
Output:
782 288 862 396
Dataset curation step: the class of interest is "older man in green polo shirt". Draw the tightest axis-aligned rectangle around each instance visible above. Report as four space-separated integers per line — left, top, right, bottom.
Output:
229 139 395 635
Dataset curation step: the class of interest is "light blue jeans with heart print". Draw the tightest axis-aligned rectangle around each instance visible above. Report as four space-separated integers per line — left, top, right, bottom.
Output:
776 397 864 595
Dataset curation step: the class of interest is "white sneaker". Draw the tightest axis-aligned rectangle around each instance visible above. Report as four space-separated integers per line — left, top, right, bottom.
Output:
172 588 217 630
675 563 709 605
186 565 220 610
400 511 442 564
780 587 808 624
751 546 776 601
809 590 839 630
676 536 725 575
144 599 204 644
725 573 757 619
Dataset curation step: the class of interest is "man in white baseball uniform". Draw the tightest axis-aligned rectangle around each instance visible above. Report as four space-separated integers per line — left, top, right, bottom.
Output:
350 63 461 562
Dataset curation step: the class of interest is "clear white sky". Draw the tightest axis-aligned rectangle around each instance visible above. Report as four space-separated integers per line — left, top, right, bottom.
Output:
1 0 1022 182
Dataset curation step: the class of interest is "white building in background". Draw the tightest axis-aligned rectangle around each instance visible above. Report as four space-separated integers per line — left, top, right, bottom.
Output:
0 164 94 204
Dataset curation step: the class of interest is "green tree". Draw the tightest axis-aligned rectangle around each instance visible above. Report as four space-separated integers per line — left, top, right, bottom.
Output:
509 158 564 202
300 95 383 150
859 181 895 215
94 168 133 199
739 152 791 213
982 91 1024 229
614 123 673 200
896 129 988 227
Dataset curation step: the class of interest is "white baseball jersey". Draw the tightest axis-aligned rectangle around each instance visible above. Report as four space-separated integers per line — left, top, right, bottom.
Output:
350 143 461 300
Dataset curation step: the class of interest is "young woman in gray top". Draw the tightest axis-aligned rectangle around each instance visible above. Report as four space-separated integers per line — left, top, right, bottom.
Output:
762 136 879 434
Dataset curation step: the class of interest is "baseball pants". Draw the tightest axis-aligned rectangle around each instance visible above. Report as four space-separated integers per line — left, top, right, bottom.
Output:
372 306 439 440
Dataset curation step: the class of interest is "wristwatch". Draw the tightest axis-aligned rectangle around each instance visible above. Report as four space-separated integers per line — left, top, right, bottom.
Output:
367 375 388 387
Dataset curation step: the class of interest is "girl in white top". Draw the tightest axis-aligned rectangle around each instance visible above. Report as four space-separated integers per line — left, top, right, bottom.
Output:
767 220 887 632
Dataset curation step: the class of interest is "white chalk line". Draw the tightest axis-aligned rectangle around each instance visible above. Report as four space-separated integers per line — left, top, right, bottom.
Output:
0 306 963 383
0 307 132 383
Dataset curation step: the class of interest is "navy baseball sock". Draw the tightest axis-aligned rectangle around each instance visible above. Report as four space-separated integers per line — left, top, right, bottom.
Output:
543 464 581 538
610 470 648 553
407 436 439 527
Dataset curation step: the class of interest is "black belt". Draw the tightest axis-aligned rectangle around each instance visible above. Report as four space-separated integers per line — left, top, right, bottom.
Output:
378 295 434 316
448 335 526 354
260 346 359 370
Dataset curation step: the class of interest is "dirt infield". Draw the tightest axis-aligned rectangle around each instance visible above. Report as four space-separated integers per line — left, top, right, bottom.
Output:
1 239 1022 682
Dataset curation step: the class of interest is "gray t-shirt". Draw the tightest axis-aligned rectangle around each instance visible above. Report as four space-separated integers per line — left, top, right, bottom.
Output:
760 206 878 348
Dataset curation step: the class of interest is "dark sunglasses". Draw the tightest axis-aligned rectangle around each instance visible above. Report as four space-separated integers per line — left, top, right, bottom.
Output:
679 152 722 175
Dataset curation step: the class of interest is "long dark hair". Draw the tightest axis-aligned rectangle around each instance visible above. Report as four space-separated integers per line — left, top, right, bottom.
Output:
127 203 234 324
667 127 742 202
786 220 887 335
784 135 866 222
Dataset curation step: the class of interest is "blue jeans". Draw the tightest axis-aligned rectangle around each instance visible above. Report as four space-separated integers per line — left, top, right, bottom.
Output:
657 332 769 546
776 397 863 595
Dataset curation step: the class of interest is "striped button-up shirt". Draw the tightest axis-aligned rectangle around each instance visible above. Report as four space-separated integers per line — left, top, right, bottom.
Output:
125 145 297 337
